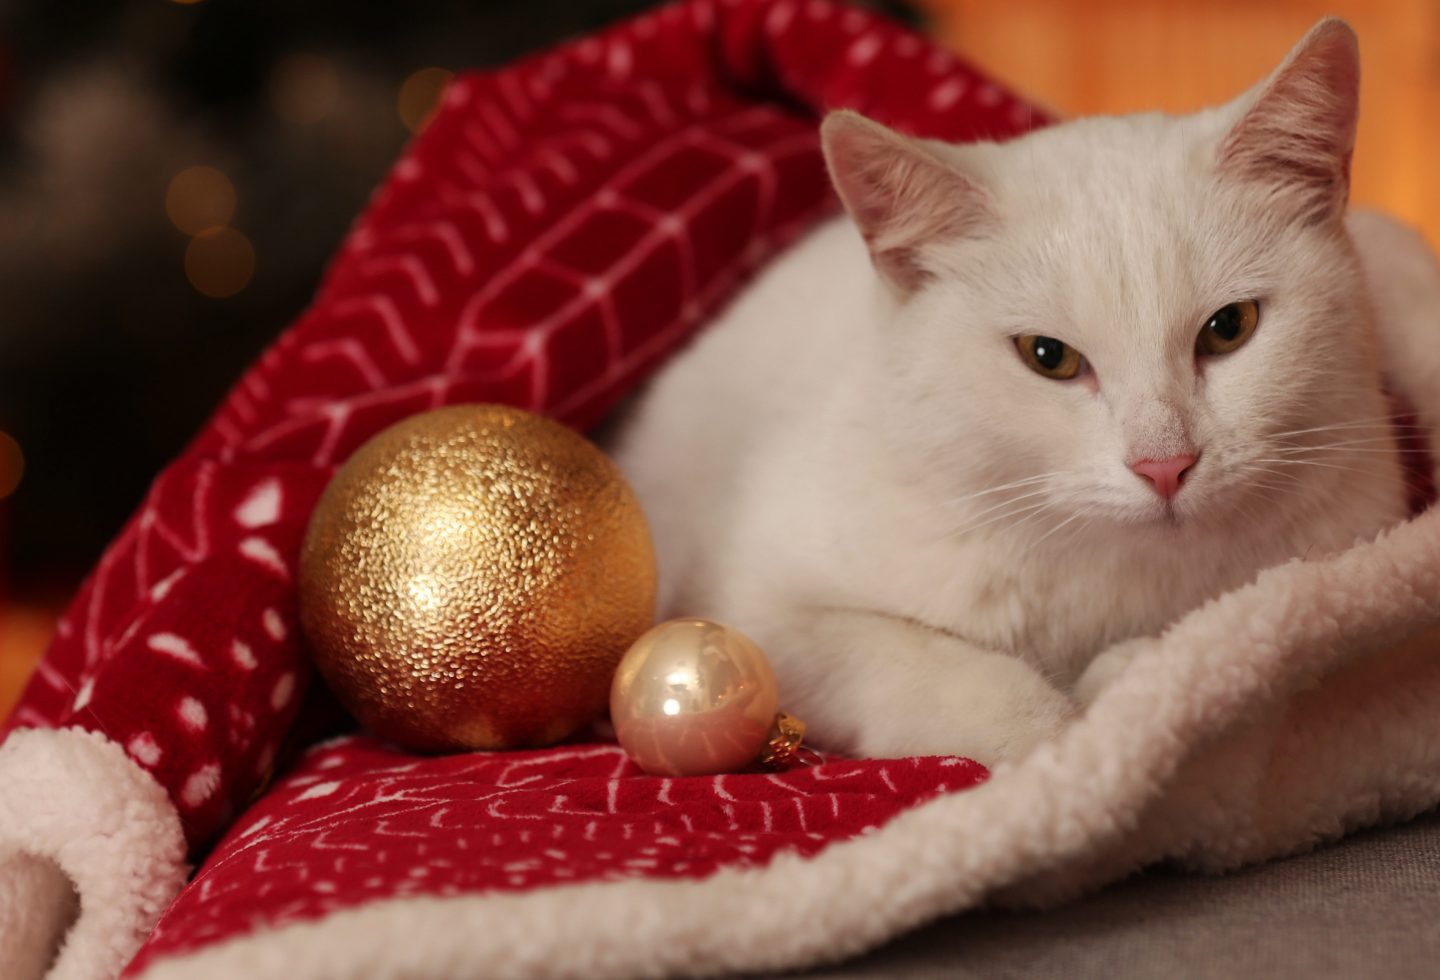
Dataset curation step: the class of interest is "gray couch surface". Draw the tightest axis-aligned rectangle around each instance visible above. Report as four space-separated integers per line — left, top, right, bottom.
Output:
799 809 1440 978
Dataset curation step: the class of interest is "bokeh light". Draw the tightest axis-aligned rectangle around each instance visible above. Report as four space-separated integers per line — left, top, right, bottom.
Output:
270 53 341 126
397 67 453 133
185 227 255 298
0 432 24 500
166 166 237 236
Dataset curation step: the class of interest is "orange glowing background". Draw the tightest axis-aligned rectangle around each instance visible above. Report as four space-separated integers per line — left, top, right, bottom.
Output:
921 0 1440 245
1 607 56 719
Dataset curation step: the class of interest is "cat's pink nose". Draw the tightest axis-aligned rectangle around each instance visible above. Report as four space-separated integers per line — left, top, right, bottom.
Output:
1131 454 1197 501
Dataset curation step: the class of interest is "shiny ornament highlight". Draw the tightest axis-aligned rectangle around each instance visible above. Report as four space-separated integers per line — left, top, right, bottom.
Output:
611 619 805 777
299 404 657 753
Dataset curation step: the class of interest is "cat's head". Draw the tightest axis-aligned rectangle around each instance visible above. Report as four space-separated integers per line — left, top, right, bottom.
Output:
823 19 1396 541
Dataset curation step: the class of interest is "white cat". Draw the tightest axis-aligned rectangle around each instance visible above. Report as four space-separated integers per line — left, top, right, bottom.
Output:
605 19 1434 765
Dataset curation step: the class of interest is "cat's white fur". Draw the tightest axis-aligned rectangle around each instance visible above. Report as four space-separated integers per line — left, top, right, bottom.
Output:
605 19 1422 764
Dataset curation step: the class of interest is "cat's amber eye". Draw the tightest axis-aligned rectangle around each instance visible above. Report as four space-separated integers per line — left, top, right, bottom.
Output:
1015 335 1085 380
1196 300 1260 356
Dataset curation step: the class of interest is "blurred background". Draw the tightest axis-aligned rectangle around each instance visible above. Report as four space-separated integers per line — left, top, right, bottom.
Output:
2 0 1438 716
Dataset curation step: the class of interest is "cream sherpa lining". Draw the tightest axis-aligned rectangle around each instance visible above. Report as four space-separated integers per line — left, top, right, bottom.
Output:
130 502 1440 979
0 851 77 980
0 728 187 980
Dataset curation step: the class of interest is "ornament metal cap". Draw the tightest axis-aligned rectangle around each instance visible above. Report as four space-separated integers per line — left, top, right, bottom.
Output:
759 712 807 769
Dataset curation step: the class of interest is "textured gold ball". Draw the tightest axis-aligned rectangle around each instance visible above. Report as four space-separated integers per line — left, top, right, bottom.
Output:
610 619 780 777
299 404 657 752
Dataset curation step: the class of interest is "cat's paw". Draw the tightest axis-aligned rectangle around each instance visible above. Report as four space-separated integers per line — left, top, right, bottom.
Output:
981 685 1074 764
848 664 1074 767
1072 637 1151 707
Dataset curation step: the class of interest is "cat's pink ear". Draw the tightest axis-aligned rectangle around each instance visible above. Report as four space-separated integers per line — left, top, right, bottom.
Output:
1218 18 1359 226
821 111 991 295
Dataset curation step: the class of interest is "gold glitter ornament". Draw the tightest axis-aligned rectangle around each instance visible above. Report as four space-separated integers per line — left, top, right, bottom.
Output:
299 404 657 753
611 619 807 777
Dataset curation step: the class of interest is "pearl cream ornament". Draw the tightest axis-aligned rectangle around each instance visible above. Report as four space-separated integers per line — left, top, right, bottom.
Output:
299 404 657 753
611 619 806 777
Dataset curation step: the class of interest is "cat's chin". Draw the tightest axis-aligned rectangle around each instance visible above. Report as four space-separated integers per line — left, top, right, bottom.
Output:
1131 493 1260 536
1155 506 1186 529
1101 498 1202 534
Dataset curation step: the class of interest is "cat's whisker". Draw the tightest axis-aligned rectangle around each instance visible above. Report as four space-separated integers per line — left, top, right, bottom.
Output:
1272 436 1412 452
1268 414 1419 439
1031 517 1094 557
1272 443 1426 463
1003 499 1068 538
1274 434 1404 446
1233 475 1321 546
1243 478 1306 500
942 473 1083 538
1265 424 1422 448
1241 463 1309 487
1228 491 1269 531
943 472 1064 509
1250 457 1377 476
1032 509 1090 547
956 486 1056 524
946 499 1053 540
1279 448 1418 457
1233 469 1315 519
1268 422 1390 439
1004 499 1074 532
